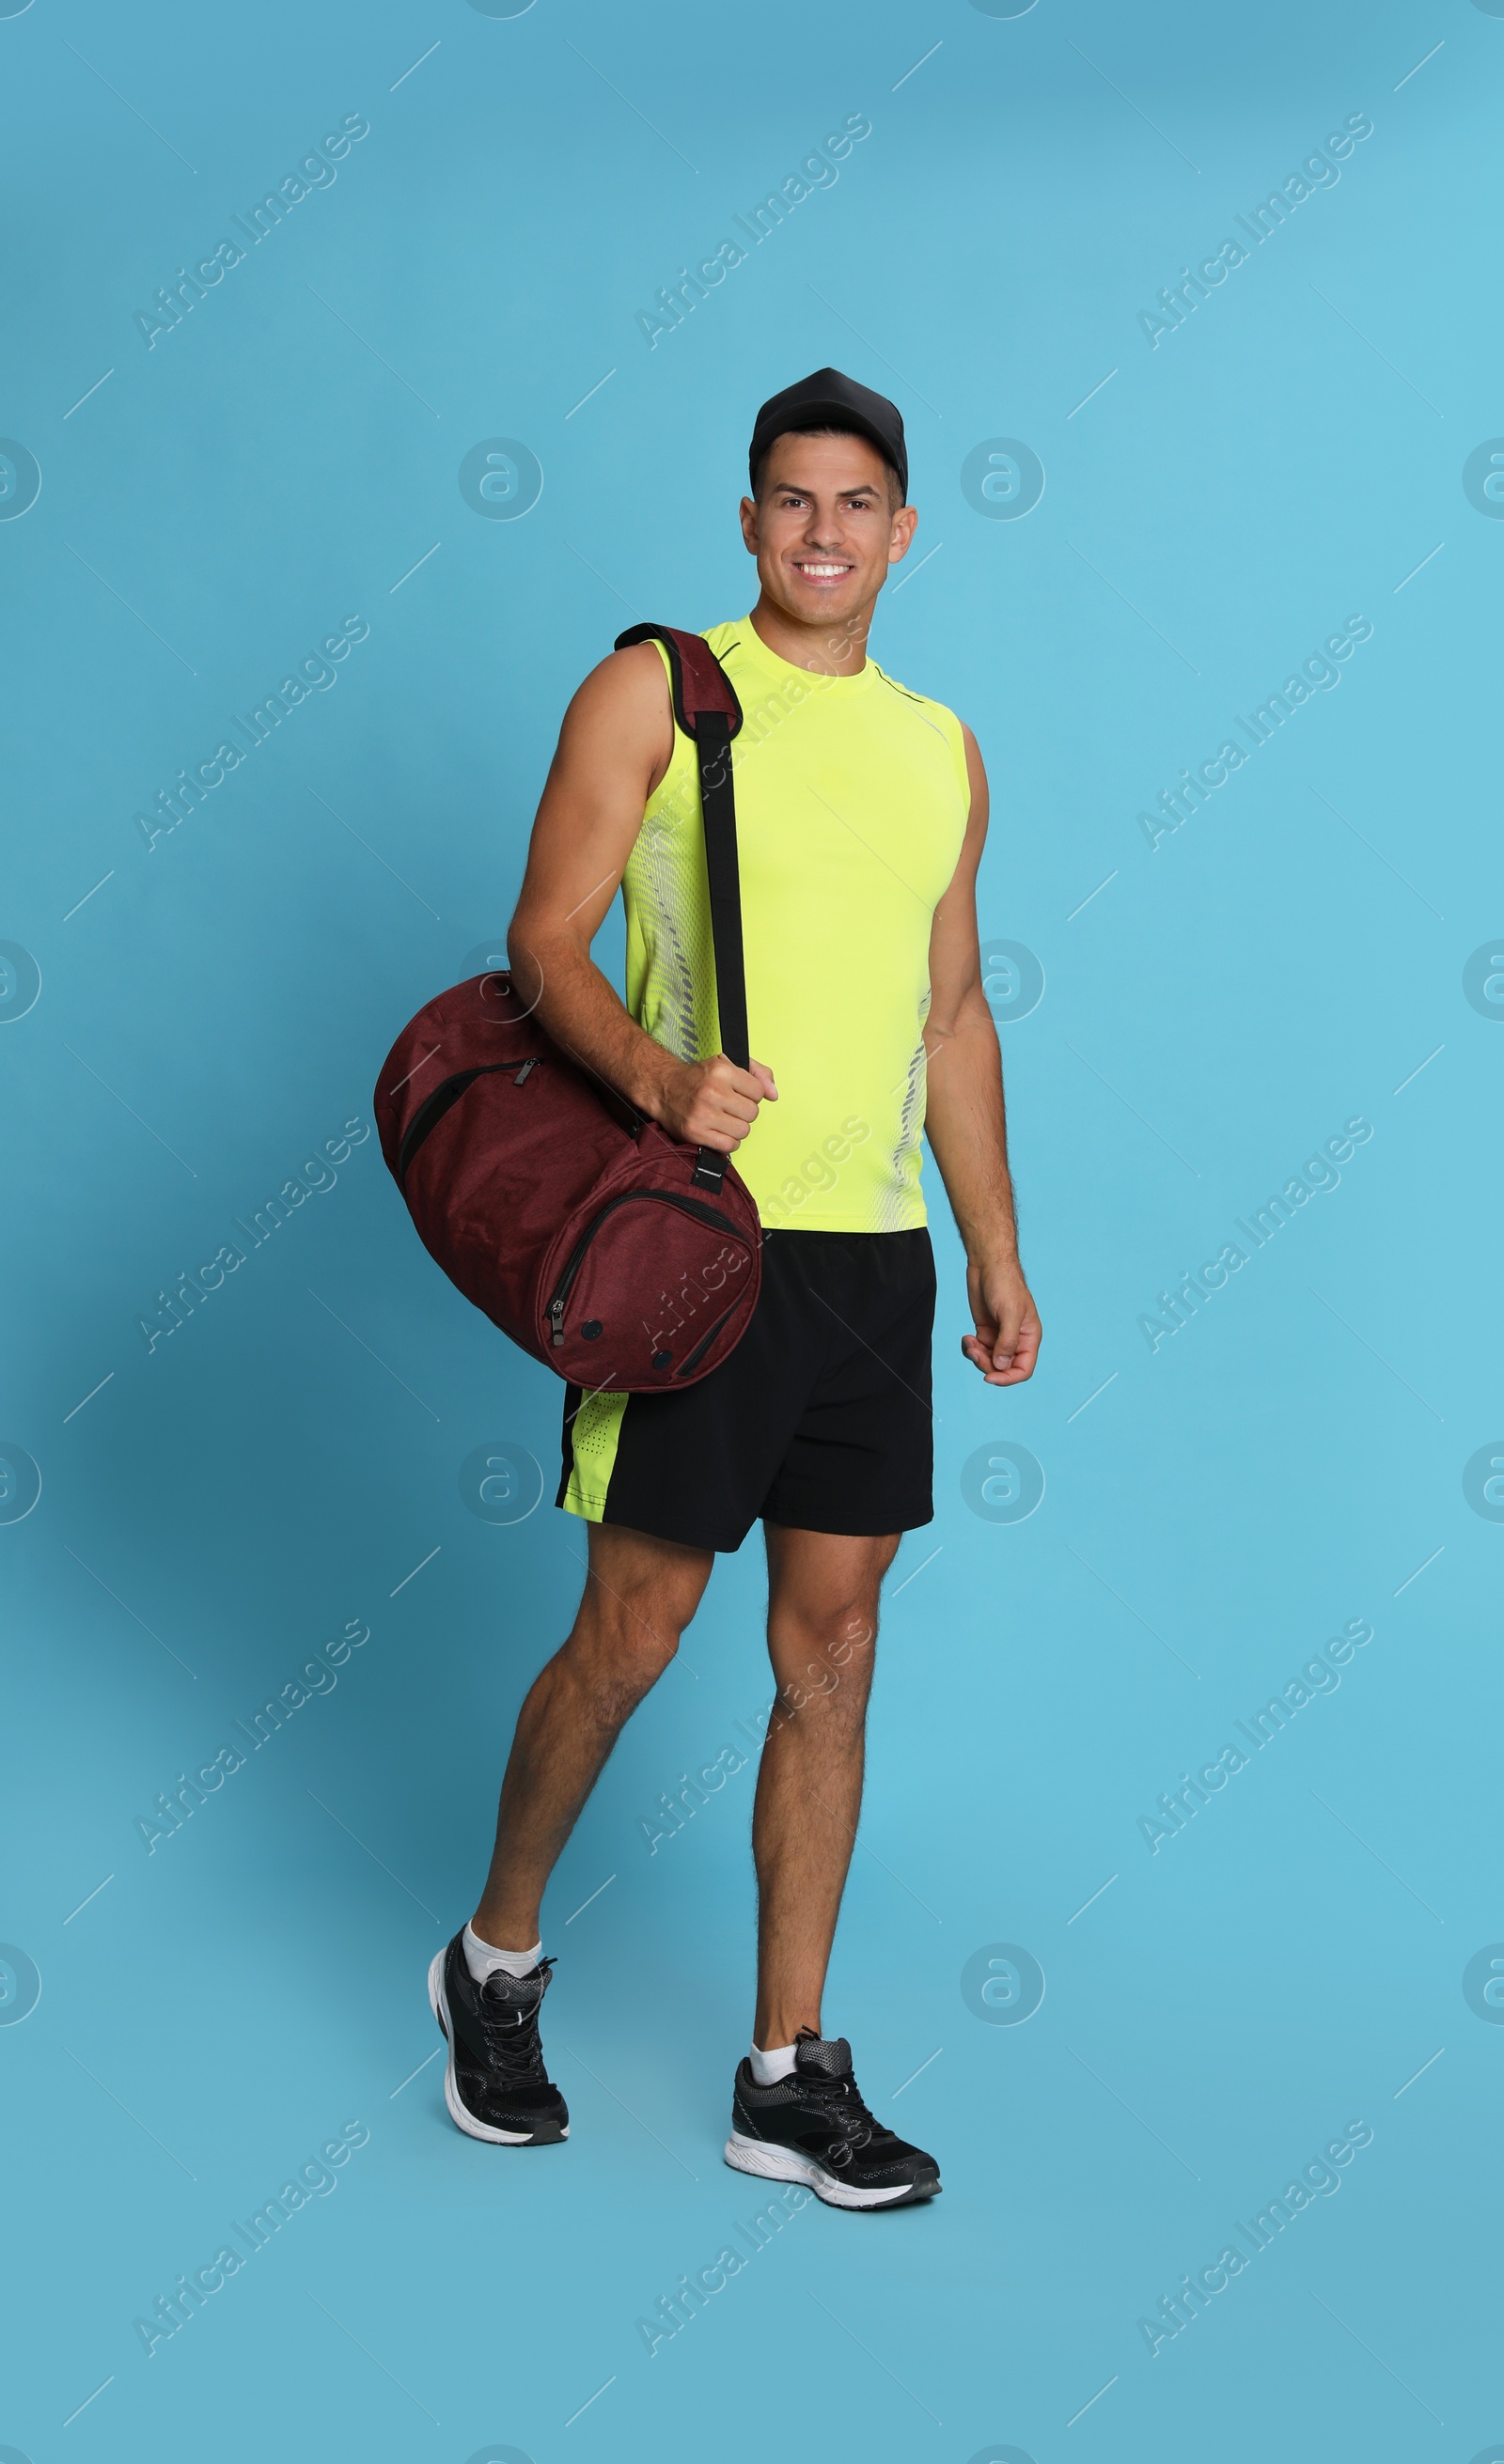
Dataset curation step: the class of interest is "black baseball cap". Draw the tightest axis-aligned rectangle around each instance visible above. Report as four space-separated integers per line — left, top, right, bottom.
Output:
748 366 908 502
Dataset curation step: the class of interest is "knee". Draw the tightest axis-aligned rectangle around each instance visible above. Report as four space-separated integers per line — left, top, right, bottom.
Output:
791 1589 881 1665
777 1599 879 1720
572 1592 688 1728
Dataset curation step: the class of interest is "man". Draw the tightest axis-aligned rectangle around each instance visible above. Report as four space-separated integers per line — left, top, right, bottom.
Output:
429 368 1041 2208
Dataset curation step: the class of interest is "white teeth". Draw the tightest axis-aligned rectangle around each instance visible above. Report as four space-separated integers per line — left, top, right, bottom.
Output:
798 563 848 576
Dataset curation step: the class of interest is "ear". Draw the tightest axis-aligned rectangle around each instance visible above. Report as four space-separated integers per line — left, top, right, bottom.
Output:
887 505 920 564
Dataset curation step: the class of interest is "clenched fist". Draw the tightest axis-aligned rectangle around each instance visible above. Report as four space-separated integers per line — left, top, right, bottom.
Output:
657 1053 779 1152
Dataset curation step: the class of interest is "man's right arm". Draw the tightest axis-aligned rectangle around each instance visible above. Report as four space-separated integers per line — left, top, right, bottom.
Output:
507 644 776 1155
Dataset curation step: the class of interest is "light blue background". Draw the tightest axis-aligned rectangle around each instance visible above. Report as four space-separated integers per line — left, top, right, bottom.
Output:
3 0 1500 2456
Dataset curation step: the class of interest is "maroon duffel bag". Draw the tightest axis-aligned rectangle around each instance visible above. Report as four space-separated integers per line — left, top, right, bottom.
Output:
373 624 763 1393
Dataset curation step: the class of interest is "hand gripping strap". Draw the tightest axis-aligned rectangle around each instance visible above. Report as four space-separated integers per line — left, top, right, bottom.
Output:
615 625 748 1193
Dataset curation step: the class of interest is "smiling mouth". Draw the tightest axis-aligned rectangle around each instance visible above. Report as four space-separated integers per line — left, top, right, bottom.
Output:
791 559 854 582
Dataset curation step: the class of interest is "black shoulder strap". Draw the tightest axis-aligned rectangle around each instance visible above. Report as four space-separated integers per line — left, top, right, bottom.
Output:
615 624 747 1193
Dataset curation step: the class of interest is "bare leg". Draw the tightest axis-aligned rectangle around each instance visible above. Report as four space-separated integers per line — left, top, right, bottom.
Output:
473 1521 713 1950
751 1526 901 2049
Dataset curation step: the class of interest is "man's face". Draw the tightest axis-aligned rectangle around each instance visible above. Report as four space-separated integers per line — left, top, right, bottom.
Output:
740 431 917 630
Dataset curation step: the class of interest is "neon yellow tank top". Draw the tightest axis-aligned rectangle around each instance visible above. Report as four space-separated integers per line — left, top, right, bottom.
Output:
622 618 971 1233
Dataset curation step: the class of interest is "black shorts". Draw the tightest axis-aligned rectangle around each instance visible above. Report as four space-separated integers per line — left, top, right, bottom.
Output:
556 1228 935 1553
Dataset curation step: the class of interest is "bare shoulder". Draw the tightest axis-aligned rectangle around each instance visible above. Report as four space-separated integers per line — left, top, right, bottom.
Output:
550 640 673 796
564 641 671 737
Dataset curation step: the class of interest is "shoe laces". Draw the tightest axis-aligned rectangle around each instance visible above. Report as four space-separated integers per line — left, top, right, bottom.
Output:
477 1957 554 2082
798 2061 886 2155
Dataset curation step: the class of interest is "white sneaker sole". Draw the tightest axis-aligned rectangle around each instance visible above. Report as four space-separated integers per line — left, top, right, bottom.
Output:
427 1949 568 2144
723 2128 937 2208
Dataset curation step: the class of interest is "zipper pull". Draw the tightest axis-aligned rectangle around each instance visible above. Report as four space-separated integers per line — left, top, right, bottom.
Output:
549 1298 565 1346
515 1058 537 1084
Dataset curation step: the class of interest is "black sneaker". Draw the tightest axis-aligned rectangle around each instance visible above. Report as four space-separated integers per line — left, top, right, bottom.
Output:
725 2028 940 2208
427 1931 569 2145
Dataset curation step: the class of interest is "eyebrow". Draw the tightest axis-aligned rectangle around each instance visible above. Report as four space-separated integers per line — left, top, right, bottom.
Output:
773 480 882 500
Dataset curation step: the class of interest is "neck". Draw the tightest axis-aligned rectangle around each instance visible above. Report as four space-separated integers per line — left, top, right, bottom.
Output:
748 592 873 678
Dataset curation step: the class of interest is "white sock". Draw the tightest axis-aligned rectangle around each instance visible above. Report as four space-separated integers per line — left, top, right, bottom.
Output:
749 2041 798 2085
463 1922 541 1984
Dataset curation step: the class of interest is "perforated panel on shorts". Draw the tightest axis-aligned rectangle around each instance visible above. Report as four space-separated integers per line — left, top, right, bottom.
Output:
572 1391 627 1463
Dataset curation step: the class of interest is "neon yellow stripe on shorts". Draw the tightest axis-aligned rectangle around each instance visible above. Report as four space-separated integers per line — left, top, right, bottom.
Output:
562 1389 629 1522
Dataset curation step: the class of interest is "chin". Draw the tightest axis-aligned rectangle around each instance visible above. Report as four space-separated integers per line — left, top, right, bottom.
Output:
782 576 865 615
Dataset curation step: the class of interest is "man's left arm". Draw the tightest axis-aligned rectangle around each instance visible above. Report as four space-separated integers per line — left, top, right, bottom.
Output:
921 725 1042 1386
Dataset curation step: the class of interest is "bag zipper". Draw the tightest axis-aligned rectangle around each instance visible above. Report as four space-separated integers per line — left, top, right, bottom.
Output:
546 1187 744 1348
397 1056 539 1182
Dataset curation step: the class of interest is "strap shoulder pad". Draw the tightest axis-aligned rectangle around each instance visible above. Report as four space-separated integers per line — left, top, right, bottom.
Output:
614 623 743 741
